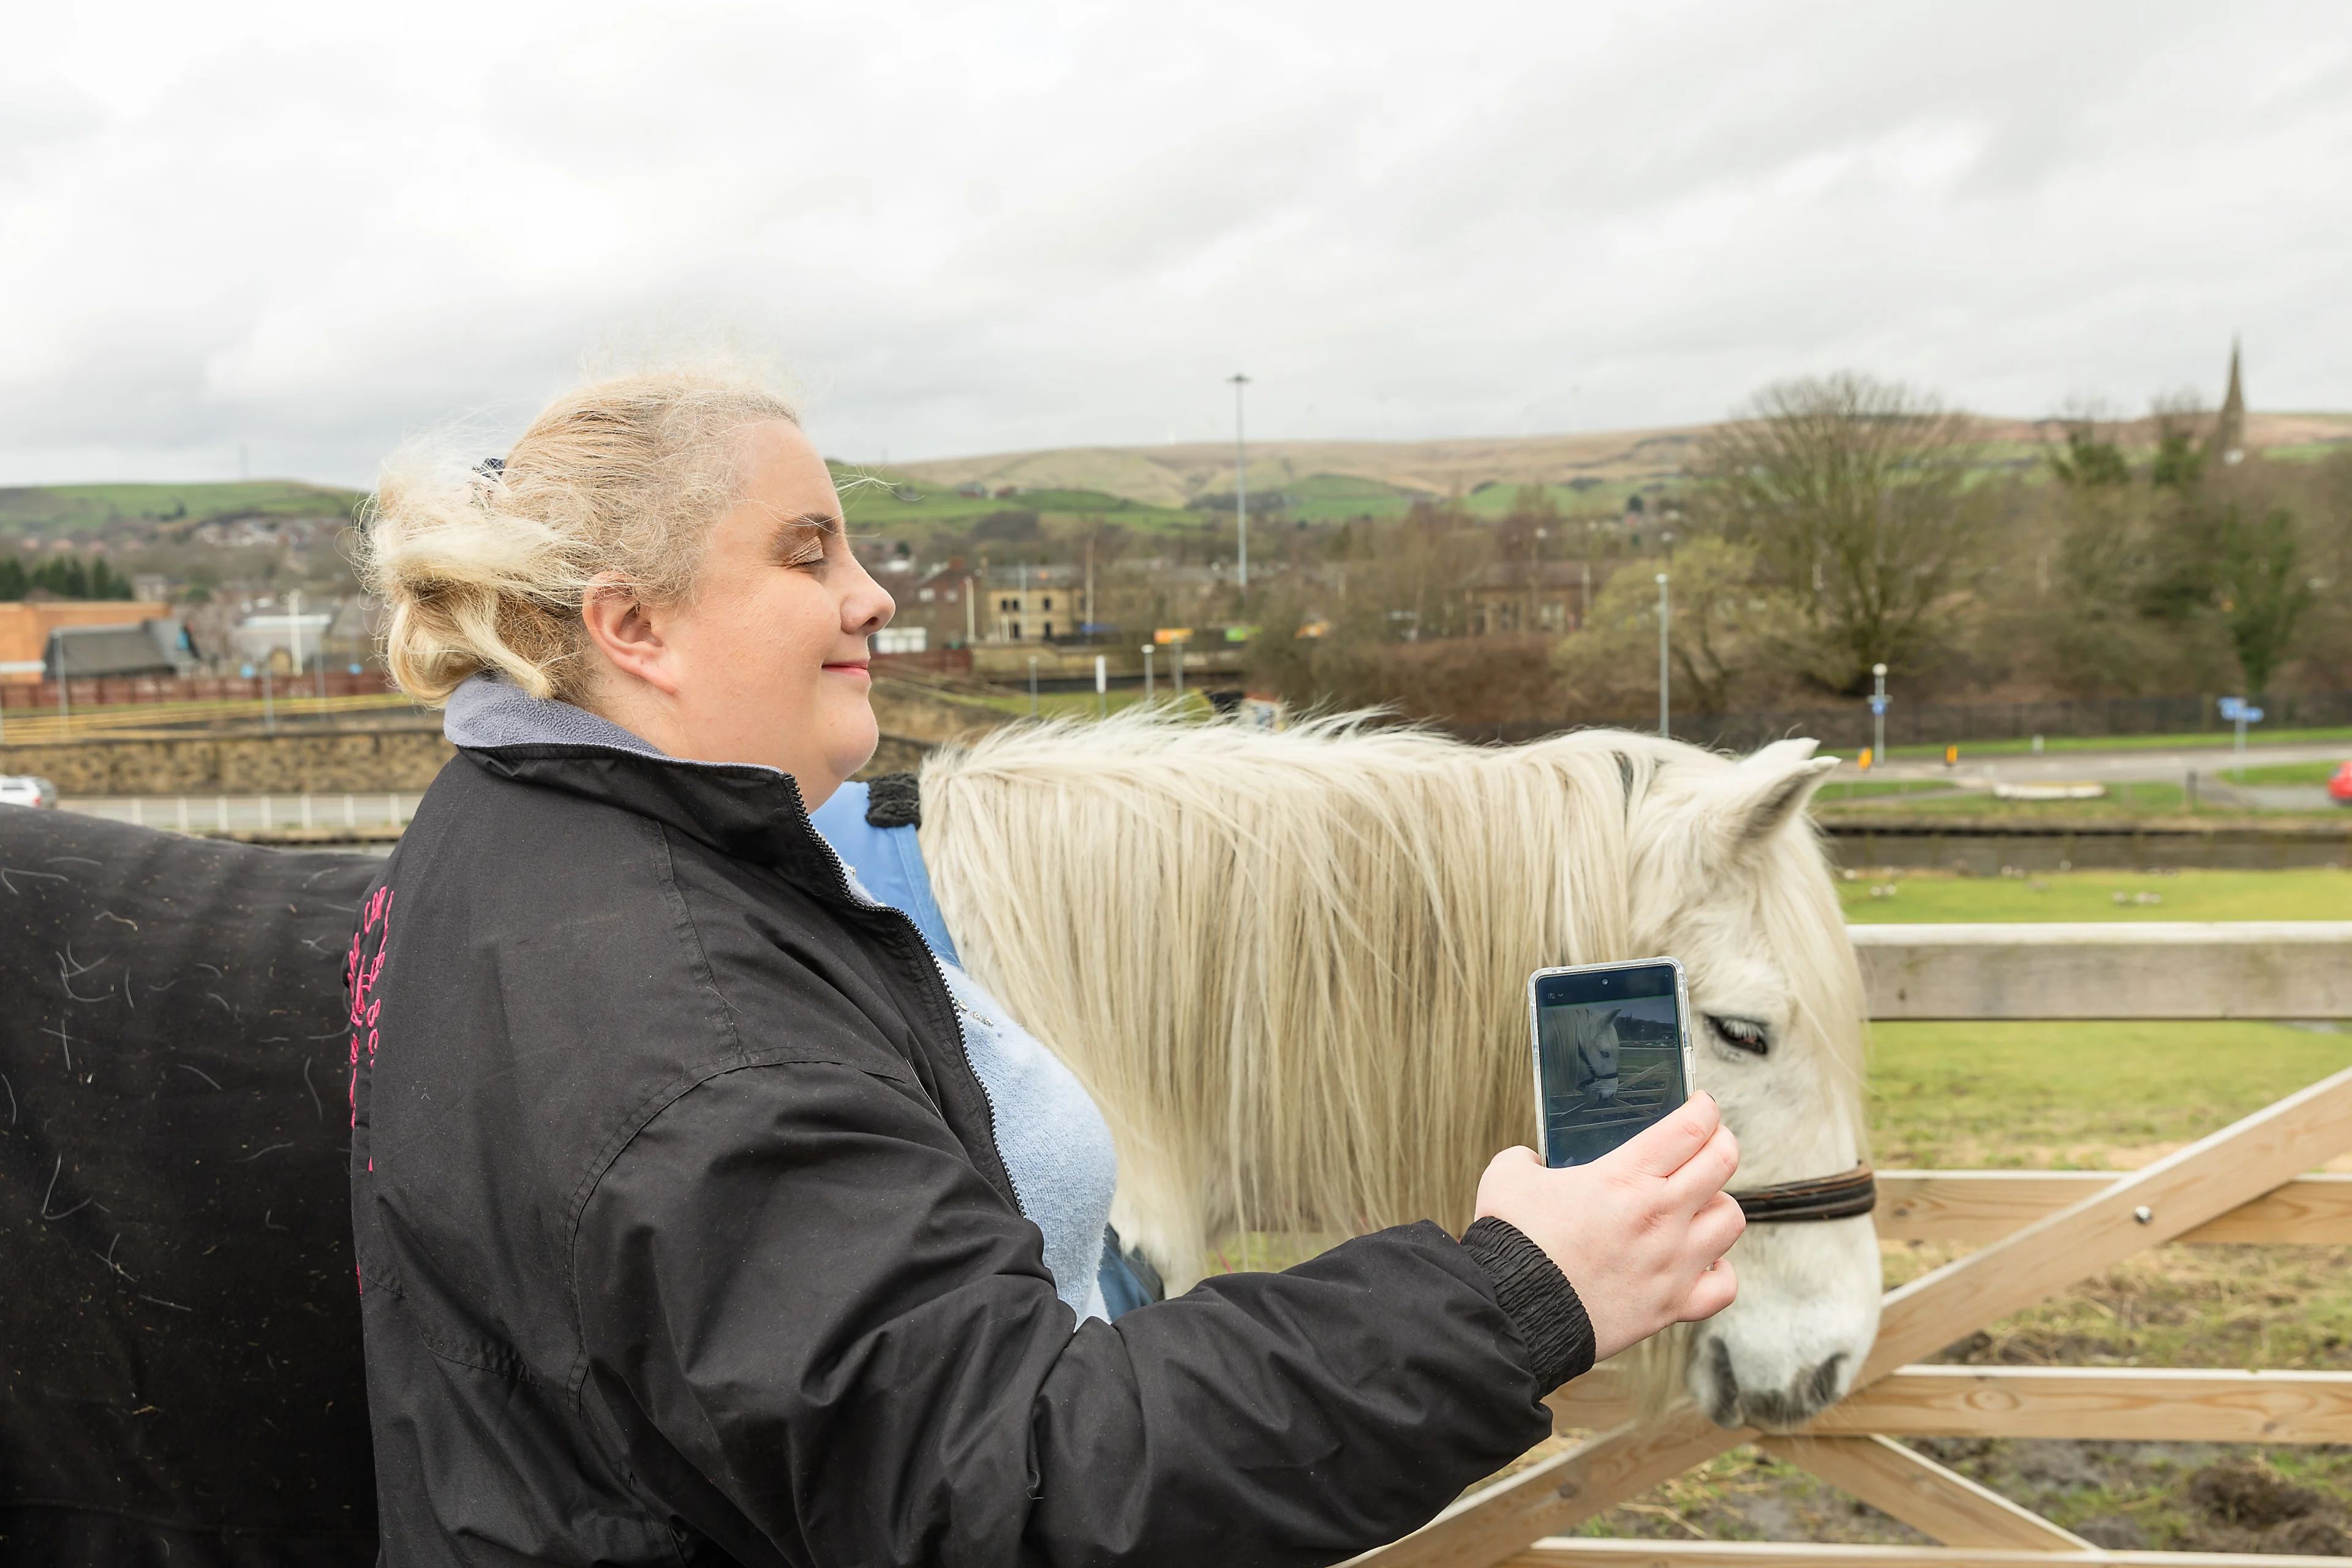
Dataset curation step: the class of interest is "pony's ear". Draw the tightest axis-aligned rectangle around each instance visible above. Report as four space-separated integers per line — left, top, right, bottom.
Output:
1714 742 1839 853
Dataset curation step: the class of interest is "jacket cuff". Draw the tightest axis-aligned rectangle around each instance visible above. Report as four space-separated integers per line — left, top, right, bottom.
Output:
1459 1216 1596 1390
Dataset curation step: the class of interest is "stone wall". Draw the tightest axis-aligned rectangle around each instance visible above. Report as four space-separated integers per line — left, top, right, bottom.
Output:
867 677 1010 744
1 677 1003 797
1 725 458 796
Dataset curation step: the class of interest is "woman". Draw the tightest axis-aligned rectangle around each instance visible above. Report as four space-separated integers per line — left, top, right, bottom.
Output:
350 369 1744 1567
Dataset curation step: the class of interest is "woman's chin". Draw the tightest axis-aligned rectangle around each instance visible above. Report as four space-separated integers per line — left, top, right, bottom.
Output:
827 715 881 785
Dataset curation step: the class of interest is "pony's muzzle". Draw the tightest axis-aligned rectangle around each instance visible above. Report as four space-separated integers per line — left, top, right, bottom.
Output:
1692 1335 1852 1431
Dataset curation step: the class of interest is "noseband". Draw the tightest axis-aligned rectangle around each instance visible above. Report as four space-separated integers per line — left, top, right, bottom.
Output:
1729 1163 1877 1223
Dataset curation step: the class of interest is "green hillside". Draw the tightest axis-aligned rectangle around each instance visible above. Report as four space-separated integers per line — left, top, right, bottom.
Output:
831 466 1199 534
0 480 364 537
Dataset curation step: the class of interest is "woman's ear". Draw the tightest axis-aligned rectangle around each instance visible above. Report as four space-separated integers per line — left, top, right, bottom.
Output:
579 573 683 696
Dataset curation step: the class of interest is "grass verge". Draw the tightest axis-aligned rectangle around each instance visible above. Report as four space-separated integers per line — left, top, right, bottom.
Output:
1838 866 2352 922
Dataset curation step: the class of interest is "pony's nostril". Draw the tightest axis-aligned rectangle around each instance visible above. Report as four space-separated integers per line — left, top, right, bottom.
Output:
1741 1353 1852 1431
1699 1336 1743 1430
1805 1352 1849 1412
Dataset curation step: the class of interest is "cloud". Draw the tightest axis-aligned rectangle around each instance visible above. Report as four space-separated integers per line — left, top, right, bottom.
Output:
0 0 2346 486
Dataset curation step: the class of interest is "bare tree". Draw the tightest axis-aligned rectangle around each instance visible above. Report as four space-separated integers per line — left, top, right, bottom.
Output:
1690 372 1984 693
1551 537 1763 717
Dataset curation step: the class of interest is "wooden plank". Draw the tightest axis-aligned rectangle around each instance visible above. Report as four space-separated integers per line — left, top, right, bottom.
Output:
1874 1171 2352 1244
1848 921 2352 1020
1804 1366 2352 1445
1861 1063 2352 1384
1553 1365 2352 1447
1509 1541 2350 1568
1351 1410 1749 1568
1368 1068 2352 1568
1755 1435 2095 1551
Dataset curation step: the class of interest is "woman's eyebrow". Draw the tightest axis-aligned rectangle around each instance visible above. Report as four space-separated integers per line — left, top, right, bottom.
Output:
769 510 843 551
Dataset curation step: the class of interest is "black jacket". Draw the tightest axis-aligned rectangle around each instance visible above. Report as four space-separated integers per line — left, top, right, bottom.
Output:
349 735 1594 1567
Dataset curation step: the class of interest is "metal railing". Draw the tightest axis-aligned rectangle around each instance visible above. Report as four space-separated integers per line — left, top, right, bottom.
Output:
58 793 415 834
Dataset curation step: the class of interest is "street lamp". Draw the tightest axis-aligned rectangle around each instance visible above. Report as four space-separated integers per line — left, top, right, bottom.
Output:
1141 643 1156 703
1655 573 1670 739
1870 663 1890 767
1229 373 1251 592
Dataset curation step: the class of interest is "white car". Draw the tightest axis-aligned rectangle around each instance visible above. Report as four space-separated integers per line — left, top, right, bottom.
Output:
0 775 58 809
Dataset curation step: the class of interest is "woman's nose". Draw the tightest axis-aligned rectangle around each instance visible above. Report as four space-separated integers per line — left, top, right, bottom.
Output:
845 564 894 634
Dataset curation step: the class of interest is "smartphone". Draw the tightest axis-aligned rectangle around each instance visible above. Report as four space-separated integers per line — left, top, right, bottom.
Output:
1528 957 1695 1168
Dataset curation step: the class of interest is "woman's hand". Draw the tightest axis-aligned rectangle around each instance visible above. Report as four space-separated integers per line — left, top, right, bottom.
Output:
1474 1093 1744 1362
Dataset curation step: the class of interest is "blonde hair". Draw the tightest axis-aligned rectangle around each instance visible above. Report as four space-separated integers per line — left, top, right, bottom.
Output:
359 368 800 704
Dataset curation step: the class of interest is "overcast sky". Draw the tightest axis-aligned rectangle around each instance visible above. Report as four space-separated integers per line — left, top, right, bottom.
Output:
4 1 2347 487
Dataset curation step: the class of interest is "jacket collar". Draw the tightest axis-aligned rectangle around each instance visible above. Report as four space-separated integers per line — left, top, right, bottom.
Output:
443 673 843 884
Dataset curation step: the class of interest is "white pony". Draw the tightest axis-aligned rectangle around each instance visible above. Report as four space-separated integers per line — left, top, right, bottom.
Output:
916 712 1879 1430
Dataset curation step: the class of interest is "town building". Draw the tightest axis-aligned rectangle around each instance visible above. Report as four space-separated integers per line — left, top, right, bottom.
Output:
982 565 1080 643
0 601 176 685
1459 560 1588 636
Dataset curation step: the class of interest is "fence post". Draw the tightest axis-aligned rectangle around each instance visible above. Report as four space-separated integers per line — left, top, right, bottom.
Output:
217 796 228 831
260 796 272 831
130 799 143 827
344 793 355 828
177 797 189 834
301 794 314 829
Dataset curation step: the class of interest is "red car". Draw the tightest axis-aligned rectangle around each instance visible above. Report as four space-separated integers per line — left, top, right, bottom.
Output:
2332 760 2352 805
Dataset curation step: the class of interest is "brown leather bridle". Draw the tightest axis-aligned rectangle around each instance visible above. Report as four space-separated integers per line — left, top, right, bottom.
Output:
1729 1162 1877 1223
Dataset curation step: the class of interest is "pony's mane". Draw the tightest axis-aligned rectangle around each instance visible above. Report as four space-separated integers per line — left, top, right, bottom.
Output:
919 710 1865 1287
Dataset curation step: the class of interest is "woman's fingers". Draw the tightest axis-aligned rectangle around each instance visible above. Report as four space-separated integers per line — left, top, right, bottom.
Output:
1686 1191 1747 1260
1613 1091 1722 1179
1678 1258 1740 1322
1657 1121 1741 1212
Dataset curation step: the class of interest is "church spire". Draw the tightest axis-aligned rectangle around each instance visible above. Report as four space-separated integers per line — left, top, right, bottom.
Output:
2210 337 2246 464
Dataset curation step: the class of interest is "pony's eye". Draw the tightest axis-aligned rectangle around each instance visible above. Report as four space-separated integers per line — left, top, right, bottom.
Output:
1708 1016 1770 1057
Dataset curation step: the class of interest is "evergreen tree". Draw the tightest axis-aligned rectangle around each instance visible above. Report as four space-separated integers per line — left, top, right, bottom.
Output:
0 557 24 600
2048 423 2130 488
2217 503 2313 696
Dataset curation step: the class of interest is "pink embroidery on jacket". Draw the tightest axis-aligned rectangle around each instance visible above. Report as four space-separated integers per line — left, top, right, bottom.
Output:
347 885 395 1125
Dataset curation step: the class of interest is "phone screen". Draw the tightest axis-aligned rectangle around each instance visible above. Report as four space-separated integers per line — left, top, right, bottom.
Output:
1530 959 1692 1168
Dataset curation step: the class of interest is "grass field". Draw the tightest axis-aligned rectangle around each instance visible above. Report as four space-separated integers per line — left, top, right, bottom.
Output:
1839 866 2352 922
836 466 1199 535
0 480 362 535
2228 760 2344 786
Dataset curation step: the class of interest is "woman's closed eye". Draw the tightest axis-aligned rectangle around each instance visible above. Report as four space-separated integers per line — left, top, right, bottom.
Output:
772 515 840 570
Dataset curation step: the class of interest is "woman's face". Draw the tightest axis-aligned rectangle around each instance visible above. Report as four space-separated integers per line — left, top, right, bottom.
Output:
583 420 894 808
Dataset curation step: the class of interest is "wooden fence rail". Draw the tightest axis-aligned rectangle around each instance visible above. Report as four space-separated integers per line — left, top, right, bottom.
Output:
1353 922 2352 1568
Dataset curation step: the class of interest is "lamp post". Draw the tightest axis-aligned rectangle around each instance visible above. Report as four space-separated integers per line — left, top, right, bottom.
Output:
1028 655 1039 718
1870 663 1890 767
50 630 67 733
1229 373 1251 592
1141 644 1155 703
1655 573 1670 739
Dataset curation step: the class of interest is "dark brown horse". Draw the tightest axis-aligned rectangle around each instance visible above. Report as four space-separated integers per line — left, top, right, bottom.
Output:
0 809 377 1566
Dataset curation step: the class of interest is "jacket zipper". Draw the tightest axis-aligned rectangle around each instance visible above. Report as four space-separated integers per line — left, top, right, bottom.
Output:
803 823 1014 1201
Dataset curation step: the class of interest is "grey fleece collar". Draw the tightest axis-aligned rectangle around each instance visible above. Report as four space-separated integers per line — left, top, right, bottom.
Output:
442 673 677 762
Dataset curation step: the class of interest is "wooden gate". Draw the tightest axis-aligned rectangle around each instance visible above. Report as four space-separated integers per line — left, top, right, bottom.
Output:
1360 921 2352 1568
